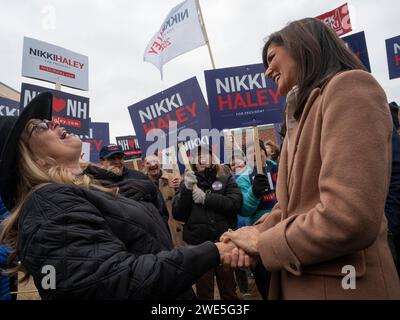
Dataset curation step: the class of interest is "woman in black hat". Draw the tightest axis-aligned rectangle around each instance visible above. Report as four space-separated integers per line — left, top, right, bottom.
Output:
0 92 242 299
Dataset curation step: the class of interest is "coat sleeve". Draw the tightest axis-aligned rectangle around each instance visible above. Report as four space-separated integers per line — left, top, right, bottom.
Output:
171 182 193 223
20 190 220 299
257 71 393 274
204 175 243 219
236 174 261 217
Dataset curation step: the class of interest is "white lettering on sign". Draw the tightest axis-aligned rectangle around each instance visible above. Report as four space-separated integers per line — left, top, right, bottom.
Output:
394 43 400 55
139 93 184 123
67 100 88 119
0 105 19 116
117 139 129 151
216 73 267 94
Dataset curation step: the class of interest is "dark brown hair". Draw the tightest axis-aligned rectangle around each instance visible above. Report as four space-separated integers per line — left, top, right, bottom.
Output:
262 18 366 126
264 140 280 162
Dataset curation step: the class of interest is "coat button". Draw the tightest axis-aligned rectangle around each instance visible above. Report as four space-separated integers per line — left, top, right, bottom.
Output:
290 263 298 271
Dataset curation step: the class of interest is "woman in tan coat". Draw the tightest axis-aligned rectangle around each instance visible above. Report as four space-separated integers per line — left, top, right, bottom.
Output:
222 18 400 299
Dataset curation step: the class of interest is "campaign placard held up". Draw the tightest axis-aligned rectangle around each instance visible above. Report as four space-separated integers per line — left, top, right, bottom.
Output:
80 121 110 163
22 37 89 91
316 3 352 37
116 135 142 161
204 63 285 130
21 82 90 135
342 31 371 73
0 97 20 117
128 77 211 156
385 35 400 80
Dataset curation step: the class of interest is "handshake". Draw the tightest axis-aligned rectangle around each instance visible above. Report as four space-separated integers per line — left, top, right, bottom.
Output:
215 226 261 269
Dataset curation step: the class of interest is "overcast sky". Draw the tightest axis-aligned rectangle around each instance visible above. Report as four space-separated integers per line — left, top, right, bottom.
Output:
1 0 399 142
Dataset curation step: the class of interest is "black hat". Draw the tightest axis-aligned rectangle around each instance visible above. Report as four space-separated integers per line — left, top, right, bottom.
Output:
0 92 53 210
99 144 125 160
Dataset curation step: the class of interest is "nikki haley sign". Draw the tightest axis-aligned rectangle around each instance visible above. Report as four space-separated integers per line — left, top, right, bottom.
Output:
128 77 211 154
204 63 285 130
386 35 400 80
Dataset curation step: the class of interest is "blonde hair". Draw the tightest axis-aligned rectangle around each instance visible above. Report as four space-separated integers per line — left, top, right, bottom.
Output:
0 132 116 281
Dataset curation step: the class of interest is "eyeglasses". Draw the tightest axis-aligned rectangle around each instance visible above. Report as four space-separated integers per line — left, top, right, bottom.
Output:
28 120 58 140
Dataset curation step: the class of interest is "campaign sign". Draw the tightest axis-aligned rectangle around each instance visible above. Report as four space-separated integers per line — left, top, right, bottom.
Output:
80 121 110 163
0 97 20 117
80 142 91 162
342 31 371 73
116 135 142 160
385 35 400 80
128 77 211 155
22 37 89 91
21 82 90 135
204 63 285 130
316 3 352 37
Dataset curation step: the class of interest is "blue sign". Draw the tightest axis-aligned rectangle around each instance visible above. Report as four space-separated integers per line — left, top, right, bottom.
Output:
342 31 371 73
204 63 285 130
80 121 110 163
128 77 212 157
116 135 142 161
0 97 20 117
385 35 400 80
21 82 90 135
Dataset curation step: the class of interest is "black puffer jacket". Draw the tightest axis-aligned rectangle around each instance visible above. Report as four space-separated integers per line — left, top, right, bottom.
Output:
18 184 219 299
84 164 170 231
172 166 242 245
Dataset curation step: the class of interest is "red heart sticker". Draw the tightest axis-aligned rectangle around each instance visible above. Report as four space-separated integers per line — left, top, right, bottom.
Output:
128 140 135 148
53 97 66 112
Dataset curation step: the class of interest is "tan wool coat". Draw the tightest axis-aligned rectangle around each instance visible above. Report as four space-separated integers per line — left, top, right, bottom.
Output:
256 70 400 299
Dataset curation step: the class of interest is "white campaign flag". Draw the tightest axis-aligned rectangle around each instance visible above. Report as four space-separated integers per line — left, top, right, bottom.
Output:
143 0 206 78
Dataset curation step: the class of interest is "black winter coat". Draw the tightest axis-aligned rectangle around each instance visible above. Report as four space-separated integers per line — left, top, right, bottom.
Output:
18 183 220 299
172 168 242 245
84 164 170 232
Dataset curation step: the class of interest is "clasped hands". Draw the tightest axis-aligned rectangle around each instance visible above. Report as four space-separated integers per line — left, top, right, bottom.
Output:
216 226 261 269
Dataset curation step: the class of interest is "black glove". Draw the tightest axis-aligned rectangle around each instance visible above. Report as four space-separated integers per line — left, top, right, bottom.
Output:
252 174 270 198
113 179 158 203
84 164 123 183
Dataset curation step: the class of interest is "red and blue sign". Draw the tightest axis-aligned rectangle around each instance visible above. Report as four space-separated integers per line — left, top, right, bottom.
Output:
341 31 371 73
204 63 285 130
116 135 142 160
385 35 400 80
128 77 211 156
80 121 110 163
21 82 90 135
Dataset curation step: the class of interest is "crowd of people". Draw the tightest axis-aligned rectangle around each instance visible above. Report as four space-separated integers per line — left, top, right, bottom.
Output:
1 17 400 300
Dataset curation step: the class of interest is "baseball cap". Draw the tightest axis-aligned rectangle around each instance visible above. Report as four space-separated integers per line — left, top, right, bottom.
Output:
99 144 125 160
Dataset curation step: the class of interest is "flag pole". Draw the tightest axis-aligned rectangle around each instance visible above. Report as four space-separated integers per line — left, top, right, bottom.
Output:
196 0 216 69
